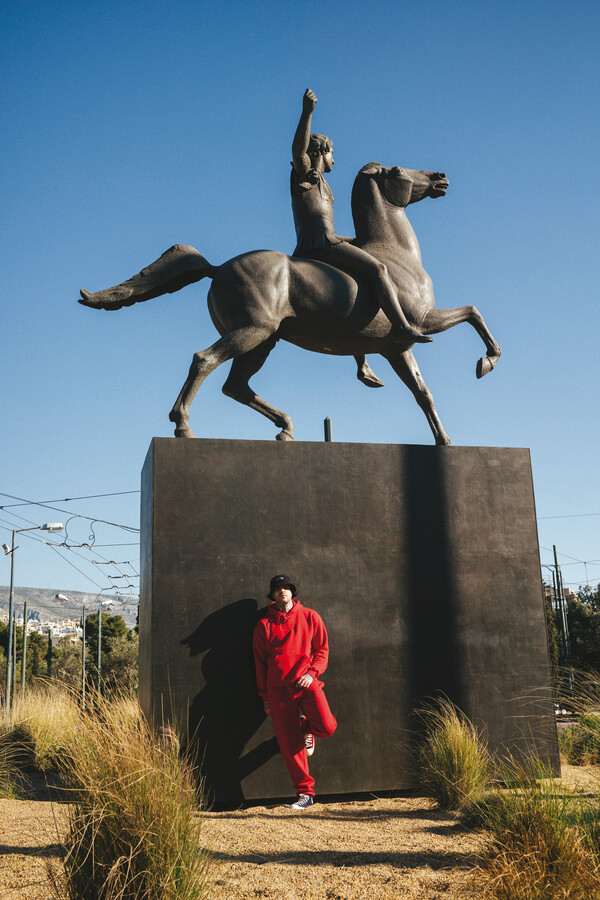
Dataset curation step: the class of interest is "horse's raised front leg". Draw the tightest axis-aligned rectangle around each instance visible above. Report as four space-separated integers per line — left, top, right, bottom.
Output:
222 338 294 441
384 349 451 446
420 307 501 379
169 326 276 438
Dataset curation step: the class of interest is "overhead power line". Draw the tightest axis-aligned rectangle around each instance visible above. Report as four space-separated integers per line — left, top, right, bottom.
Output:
538 512 600 520
0 491 139 532
539 545 597 564
0 490 140 509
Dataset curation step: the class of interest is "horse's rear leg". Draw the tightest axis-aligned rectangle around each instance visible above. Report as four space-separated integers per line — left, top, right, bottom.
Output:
222 339 294 441
384 349 451 446
169 326 275 438
421 307 501 378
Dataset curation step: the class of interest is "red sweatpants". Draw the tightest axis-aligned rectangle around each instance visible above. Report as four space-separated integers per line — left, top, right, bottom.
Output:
267 678 337 796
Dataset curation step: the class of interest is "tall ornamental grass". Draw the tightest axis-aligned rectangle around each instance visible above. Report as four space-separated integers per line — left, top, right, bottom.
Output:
0 728 21 798
475 756 600 899
414 694 600 898
415 696 490 810
54 692 210 900
8 681 82 770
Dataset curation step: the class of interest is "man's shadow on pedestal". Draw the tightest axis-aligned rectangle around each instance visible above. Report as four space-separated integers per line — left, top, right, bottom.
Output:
181 598 279 804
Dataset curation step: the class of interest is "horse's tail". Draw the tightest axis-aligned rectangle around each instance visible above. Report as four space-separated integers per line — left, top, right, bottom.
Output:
79 244 217 310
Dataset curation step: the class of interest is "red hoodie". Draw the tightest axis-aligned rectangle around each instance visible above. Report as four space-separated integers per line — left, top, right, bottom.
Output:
252 599 330 700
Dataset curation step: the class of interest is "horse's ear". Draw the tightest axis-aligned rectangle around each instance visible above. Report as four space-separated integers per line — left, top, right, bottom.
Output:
360 162 382 176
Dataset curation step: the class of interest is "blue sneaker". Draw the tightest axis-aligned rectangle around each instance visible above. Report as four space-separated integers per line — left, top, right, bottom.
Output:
290 793 314 810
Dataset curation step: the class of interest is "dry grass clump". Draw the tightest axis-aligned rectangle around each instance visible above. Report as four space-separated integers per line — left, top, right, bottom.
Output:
0 728 21 798
414 698 600 898
415 697 490 811
8 681 82 770
54 693 210 900
475 756 600 899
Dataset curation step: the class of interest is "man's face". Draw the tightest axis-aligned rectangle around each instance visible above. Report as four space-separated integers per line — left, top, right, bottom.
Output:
322 149 334 172
273 585 293 608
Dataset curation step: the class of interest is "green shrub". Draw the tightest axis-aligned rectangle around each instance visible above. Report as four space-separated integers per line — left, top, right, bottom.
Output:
559 713 600 765
415 697 490 811
54 692 210 900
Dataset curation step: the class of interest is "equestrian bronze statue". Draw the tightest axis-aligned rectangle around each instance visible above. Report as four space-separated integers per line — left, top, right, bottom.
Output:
79 90 500 445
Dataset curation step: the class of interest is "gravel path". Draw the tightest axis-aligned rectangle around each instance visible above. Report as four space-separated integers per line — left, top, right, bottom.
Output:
0 798 67 899
202 795 486 899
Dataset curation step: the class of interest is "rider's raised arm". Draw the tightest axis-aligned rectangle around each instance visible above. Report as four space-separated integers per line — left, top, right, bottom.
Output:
292 89 317 176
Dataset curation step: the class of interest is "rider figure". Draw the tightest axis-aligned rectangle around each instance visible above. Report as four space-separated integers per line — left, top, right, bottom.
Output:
291 89 431 345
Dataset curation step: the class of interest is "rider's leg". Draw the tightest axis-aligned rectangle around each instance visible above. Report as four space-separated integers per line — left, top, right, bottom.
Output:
321 243 432 344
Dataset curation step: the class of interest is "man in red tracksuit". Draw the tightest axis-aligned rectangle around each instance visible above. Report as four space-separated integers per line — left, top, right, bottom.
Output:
252 574 337 810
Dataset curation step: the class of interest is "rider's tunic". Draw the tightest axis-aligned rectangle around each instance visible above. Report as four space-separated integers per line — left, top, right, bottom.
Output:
290 167 344 256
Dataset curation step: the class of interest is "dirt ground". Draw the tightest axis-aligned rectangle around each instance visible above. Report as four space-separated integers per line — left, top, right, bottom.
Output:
203 795 487 899
0 790 486 900
0 766 597 900
0 796 67 900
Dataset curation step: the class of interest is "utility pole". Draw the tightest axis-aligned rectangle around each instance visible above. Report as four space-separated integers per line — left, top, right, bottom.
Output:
97 606 102 693
553 545 571 667
81 605 86 710
3 523 63 719
5 532 16 721
552 544 573 696
46 629 53 677
12 613 17 695
21 601 27 695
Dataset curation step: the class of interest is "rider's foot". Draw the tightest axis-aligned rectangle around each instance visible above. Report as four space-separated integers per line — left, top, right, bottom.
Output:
389 326 433 344
357 362 384 388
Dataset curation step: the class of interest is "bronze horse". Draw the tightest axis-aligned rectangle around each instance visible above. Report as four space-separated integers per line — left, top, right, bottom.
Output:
79 163 500 444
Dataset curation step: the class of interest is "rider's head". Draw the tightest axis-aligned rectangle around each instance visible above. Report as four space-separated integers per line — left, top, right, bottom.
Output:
308 133 334 172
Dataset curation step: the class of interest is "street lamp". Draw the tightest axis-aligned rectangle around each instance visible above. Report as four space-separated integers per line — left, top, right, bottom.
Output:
3 523 63 719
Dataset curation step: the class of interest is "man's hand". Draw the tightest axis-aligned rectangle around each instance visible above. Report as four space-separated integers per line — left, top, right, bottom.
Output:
297 673 314 689
303 89 317 113
264 701 271 716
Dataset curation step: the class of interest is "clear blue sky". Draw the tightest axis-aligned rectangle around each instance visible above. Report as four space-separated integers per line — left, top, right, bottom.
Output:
1 0 598 598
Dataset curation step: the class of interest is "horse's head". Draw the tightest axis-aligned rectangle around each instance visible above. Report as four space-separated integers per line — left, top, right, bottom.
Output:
354 163 449 208
351 163 449 246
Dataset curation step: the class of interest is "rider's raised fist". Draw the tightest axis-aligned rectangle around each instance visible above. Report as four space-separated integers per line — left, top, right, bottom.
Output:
303 88 317 111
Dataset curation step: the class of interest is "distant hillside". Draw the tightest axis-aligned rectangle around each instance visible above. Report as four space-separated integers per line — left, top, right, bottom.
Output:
0 585 138 629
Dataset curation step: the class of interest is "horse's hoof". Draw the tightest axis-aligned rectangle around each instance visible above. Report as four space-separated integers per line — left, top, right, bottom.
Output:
436 435 451 446
476 356 496 379
174 425 196 438
276 430 294 442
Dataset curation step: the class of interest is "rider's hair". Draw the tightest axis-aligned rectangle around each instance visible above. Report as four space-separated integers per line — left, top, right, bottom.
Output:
308 133 333 162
